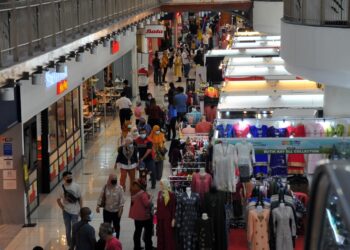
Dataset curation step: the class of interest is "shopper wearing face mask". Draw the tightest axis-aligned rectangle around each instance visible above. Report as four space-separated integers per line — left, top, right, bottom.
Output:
115 137 138 192
137 117 152 136
57 171 82 249
150 125 167 181
96 174 125 238
71 207 96 250
135 128 156 189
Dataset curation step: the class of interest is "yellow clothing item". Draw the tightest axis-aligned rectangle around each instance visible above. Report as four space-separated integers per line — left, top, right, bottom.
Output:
174 56 182 77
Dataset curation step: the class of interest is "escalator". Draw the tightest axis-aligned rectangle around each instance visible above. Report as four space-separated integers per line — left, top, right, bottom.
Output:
306 160 350 249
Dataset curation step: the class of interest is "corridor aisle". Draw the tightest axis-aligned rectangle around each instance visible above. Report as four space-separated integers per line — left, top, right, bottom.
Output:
5 67 193 250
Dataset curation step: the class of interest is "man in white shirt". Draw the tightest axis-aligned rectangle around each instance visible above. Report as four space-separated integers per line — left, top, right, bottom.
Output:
57 171 82 249
181 48 191 78
138 65 149 101
115 92 132 128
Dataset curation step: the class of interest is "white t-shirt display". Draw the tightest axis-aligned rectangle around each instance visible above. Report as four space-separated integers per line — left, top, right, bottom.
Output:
235 142 255 175
59 182 81 215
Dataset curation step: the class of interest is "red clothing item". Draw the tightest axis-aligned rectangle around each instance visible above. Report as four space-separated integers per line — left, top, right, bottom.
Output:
129 190 151 221
234 123 250 138
204 106 217 122
157 191 176 250
195 121 212 133
287 125 306 174
191 173 213 200
106 237 122 250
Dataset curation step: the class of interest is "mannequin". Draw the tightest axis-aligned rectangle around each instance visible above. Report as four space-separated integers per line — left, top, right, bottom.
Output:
182 124 196 135
157 179 176 250
247 205 270 250
176 187 200 250
195 115 213 133
235 140 255 198
191 168 213 201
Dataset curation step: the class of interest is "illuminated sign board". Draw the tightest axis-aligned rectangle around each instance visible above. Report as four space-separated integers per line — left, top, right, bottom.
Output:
56 79 68 95
111 41 120 54
145 25 165 38
45 66 68 87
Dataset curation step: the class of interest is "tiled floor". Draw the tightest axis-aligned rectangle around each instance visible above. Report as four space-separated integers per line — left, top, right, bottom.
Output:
4 68 193 250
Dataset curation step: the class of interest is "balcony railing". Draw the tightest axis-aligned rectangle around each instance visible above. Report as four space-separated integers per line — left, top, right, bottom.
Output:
283 0 350 27
0 0 159 68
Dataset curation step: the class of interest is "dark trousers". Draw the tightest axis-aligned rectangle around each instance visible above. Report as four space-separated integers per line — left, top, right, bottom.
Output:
134 219 153 250
183 63 190 78
139 86 148 101
103 209 121 238
119 108 131 128
166 117 177 140
155 160 164 181
148 118 161 129
154 68 162 85
144 160 156 188
177 112 186 122
162 67 168 82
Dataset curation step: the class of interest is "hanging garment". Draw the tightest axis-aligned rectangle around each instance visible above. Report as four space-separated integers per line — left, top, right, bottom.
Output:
216 124 225 138
235 142 255 177
213 143 237 192
238 165 250 183
204 105 217 123
225 124 235 138
175 192 201 250
268 126 288 177
203 190 228 250
191 172 213 201
272 206 296 250
198 218 214 250
287 125 306 175
250 125 268 176
305 123 325 174
247 209 270 250
157 191 176 250
234 123 250 138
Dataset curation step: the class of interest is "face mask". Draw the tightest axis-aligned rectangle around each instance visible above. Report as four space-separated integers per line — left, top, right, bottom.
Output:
111 180 117 185
140 134 147 139
128 144 134 149
66 178 73 184
155 131 161 135
148 97 152 100
88 212 94 221
133 132 139 137
127 125 132 129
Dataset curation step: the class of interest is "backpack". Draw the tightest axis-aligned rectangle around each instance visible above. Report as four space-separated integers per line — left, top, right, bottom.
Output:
62 184 80 204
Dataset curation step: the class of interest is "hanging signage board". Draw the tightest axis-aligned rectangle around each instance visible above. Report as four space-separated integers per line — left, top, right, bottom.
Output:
111 41 120 54
216 137 350 154
56 79 68 95
145 25 165 38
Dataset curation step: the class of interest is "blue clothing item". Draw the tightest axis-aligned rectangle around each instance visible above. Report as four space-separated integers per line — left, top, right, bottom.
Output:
250 125 268 138
174 93 188 113
216 124 225 138
168 105 177 119
225 124 235 138
248 197 271 203
270 154 288 177
267 126 287 137
138 123 152 135
186 110 202 125
63 210 79 248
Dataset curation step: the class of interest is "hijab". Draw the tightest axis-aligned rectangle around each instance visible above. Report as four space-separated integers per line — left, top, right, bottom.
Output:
160 178 171 206
122 120 132 138
122 136 134 163
107 173 118 187
149 125 165 145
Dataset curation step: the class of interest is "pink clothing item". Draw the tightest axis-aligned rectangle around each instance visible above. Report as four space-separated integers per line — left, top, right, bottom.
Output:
195 121 212 133
106 237 122 250
182 126 196 135
191 172 212 200
134 106 143 119
129 190 151 221
247 209 270 250
233 123 250 138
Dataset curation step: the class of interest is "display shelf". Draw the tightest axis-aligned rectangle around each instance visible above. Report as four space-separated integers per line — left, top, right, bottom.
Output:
225 57 284 67
234 35 281 42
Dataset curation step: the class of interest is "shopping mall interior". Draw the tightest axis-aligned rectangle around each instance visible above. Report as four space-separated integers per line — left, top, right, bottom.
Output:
0 0 350 249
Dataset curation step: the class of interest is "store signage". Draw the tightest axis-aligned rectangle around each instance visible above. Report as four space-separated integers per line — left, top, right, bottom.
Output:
56 79 68 95
145 25 165 38
111 41 120 54
45 66 68 87
217 137 350 154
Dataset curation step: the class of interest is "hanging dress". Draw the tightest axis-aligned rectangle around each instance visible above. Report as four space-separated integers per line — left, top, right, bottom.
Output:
250 125 268 176
287 125 306 175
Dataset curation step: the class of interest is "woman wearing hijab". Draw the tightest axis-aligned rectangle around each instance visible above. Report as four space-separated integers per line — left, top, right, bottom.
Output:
156 179 176 250
168 139 183 168
115 137 138 192
119 120 132 146
150 125 166 181
96 174 125 238
129 179 153 250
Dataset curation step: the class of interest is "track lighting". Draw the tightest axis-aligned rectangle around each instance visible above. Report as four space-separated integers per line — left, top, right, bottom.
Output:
138 21 144 29
156 13 161 19
76 47 85 62
146 18 151 25
56 56 66 73
122 28 127 36
32 66 43 85
0 79 15 101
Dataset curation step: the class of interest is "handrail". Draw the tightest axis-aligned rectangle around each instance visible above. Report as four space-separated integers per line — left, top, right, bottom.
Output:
283 0 350 28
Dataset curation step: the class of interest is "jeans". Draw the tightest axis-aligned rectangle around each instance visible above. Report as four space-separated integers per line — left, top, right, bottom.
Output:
120 168 136 192
103 209 121 238
63 210 79 248
183 63 190 78
166 117 177 140
134 219 153 250
162 67 168 82
144 160 156 188
153 68 162 85
155 160 164 181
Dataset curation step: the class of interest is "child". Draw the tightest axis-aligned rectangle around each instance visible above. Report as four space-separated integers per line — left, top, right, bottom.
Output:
134 101 142 126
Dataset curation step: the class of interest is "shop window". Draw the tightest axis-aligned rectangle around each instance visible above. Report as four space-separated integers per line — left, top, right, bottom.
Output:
65 92 73 138
73 88 80 131
57 98 66 146
48 103 58 153
23 118 38 171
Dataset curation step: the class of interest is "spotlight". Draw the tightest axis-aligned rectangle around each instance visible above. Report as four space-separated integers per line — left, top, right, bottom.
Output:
32 66 43 85
47 60 55 71
131 25 135 32
122 28 127 36
102 37 109 47
138 22 144 29
146 18 151 25
56 56 66 73
152 15 156 22
156 13 161 19
0 79 15 101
